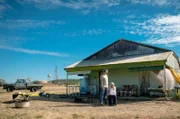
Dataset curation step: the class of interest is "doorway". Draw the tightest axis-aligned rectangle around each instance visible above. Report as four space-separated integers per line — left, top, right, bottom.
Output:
140 71 150 96
98 71 102 95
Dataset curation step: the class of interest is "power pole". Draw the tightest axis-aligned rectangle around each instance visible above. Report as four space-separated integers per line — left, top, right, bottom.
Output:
54 66 58 80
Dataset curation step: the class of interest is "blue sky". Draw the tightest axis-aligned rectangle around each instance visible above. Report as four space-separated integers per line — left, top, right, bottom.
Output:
0 0 180 83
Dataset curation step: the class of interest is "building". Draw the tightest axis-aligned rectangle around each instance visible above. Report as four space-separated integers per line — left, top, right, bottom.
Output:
64 39 180 97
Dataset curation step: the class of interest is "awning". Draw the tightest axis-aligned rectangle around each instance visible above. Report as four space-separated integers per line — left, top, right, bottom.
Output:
129 66 164 72
65 52 172 72
67 70 91 75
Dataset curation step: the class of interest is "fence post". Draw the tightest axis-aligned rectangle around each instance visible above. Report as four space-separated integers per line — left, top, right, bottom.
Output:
66 74 69 96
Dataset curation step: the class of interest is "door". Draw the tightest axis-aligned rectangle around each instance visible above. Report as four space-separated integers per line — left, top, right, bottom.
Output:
140 71 150 96
98 71 102 95
15 79 27 89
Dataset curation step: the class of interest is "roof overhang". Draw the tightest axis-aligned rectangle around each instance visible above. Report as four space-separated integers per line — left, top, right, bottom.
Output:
65 52 172 72
67 70 91 75
65 60 166 72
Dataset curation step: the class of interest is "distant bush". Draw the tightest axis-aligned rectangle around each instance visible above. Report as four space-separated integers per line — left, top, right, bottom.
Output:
0 79 6 86
48 79 80 86
175 89 180 99
176 94 180 99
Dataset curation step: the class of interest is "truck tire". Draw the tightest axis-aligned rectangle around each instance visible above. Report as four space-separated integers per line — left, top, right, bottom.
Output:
7 87 14 92
30 87 38 92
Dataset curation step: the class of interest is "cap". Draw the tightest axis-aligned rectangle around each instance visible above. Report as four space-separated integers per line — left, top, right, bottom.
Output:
111 82 115 85
103 69 108 73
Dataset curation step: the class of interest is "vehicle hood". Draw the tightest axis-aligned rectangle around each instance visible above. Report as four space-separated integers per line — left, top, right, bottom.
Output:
3 83 14 86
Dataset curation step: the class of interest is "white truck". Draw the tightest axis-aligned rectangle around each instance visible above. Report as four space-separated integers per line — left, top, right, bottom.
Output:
3 79 43 92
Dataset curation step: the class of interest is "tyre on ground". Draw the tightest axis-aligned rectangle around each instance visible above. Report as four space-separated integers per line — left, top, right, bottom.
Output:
7 87 14 92
30 87 38 92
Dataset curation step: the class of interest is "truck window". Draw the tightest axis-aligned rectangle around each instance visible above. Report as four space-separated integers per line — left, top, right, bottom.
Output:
16 79 24 83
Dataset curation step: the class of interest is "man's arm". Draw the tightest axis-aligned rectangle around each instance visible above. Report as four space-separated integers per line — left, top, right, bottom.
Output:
100 75 104 90
108 87 110 95
114 86 116 92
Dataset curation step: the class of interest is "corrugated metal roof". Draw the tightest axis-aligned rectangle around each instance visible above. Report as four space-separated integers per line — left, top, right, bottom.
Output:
65 51 173 69
85 39 170 60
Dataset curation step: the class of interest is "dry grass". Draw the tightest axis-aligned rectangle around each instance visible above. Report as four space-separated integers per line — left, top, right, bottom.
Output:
0 85 180 119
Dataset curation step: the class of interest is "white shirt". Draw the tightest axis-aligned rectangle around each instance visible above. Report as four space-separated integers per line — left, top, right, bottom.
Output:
100 74 108 88
109 86 116 95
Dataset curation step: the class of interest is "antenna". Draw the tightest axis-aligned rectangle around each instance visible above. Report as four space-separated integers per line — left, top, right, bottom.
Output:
54 66 58 80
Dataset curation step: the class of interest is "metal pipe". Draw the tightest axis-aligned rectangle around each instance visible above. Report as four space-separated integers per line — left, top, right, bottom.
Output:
164 65 168 99
66 74 69 95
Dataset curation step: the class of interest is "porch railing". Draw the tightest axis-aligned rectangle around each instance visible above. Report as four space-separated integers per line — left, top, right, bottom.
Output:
66 85 80 97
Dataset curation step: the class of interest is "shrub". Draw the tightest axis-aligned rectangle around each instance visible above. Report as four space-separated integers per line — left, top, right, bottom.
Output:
48 79 80 86
0 79 6 86
176 94 180 99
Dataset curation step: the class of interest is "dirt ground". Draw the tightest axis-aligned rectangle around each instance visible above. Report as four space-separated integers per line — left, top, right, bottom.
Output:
1 85 180 119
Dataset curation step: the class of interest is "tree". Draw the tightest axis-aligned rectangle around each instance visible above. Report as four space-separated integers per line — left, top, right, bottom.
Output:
0 79 6 86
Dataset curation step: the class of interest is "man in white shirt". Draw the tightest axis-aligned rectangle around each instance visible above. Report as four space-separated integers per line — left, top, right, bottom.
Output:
100 69 108 105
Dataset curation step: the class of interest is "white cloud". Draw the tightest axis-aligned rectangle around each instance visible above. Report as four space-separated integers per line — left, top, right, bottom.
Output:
0 35 32 46
130 0 179 7
82 29 108 35
0 35 68 57
17 0 180 10
0 4 6 11
16 0 121 14
122 14 180 47
0 45 69 57
81 10 91 15
0 20 65 29
65 29 109 37
0 0 12 18
112 14 150 24
127 14 136 19
112 18 121 23
129 31 136 34
1 0 179 17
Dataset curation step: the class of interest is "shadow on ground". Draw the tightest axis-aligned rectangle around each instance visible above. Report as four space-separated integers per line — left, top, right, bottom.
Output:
2 100 14 104
2 91 180 108
25 93 175 107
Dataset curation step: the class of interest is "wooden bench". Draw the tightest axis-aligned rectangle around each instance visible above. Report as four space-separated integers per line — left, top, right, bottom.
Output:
148 88 164 97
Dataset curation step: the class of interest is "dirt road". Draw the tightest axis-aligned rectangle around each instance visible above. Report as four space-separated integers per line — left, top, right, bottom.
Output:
0 85 180 119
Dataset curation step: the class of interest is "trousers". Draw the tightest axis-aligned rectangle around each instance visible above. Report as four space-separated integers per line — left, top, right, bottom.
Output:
100 87 107 104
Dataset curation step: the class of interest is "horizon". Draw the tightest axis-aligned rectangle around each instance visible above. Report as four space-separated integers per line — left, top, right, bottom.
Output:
0 0 180 83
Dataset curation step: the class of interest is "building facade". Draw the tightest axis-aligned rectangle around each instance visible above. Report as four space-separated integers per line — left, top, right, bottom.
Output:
65 39 180 96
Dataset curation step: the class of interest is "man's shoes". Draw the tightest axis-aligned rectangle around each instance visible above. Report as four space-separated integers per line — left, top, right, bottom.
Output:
100 102 104 106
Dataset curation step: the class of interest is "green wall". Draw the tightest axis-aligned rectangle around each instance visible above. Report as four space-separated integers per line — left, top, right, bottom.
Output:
109 68 140 95
89 68 140 95
89 70 99 94
89 68 162 96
